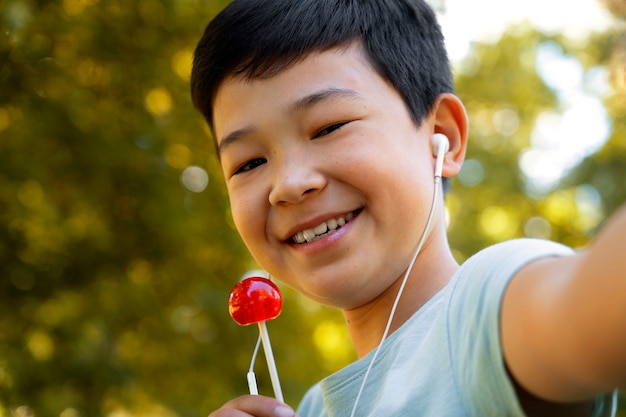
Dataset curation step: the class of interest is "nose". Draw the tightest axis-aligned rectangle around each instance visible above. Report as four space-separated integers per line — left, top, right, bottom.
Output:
268 155 326 206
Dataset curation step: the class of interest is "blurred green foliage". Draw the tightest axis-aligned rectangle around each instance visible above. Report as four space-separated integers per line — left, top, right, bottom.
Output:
0 0 624 416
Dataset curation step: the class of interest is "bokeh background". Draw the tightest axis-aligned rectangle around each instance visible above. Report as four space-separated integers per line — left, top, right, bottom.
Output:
1 0 625 415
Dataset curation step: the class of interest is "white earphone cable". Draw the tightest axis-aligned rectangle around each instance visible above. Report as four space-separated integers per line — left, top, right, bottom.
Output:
349 176 442 417
249 333 262 374
246 333 262 395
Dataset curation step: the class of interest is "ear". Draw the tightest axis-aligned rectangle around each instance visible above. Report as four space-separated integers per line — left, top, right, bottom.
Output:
430 93 468 178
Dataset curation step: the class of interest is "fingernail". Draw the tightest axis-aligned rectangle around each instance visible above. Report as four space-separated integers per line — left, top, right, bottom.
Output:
274 404 296 417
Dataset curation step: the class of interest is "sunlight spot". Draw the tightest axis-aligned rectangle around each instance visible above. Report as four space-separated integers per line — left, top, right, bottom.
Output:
171 49 193 81
240 269 270 281
520 43 611 194
439 0 613 62
294 291 323 314
492 108 520 136
541 190 577 226
181 166 209 193
312 320 351 366
189 314 216 344
107 409 133 417
165 144 191 169
4 2 32 32
520 96 610 193
457 159 485 187
536 41 583 91
444 193 462 231
170 305 199 333
519 148 563 188
60 408 81 417
145 87 173 117
584 66 611 98
13 406 34 417
479 206 517 241
26 331 54 361
574 184 603 232
523 216 552 239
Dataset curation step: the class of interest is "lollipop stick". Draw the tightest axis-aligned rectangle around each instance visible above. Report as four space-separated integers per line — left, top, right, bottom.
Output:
258 320 284 402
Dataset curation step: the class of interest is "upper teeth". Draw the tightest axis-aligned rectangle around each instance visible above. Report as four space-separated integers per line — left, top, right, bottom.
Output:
292 212 354 244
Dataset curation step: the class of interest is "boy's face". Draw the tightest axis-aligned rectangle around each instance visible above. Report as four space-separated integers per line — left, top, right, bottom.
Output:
213 43 439 309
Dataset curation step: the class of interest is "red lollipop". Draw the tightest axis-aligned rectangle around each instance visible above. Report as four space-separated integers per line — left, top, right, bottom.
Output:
229 277 282 325
228 276 284 401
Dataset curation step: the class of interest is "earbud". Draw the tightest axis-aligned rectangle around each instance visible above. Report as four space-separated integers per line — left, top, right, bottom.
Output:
432 133 449 178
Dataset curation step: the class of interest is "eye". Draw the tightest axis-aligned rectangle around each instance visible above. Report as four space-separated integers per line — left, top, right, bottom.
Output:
315 122 348 138
233 158 266 175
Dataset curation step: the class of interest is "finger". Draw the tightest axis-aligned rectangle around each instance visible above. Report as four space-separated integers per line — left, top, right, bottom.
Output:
209 395 298 417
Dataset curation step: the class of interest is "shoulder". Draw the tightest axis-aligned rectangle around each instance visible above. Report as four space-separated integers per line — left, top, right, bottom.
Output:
461 238 573 270
447 238 573 310
450 238 572 299
296 383 325 417
443 239 575 416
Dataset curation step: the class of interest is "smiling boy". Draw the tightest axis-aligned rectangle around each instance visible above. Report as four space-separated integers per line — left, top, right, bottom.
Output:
191 0 625 416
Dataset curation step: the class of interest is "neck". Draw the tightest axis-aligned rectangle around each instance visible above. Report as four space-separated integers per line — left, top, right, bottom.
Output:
342 234 458 358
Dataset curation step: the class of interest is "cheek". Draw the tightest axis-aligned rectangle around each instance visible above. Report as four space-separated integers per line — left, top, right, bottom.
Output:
229 191 265 243
338 140 426 191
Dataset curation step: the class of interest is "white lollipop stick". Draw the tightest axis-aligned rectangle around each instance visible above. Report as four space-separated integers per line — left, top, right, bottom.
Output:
258 320 284 402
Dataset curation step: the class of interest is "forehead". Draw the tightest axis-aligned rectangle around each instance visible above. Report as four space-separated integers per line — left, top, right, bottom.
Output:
212 43 390 140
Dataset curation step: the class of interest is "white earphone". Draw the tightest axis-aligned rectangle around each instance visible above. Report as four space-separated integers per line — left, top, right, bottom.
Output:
432 133 449 178
350 133 450 416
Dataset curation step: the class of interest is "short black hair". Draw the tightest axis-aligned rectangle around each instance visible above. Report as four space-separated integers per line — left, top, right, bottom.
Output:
191 0 454 188
191 0 453 126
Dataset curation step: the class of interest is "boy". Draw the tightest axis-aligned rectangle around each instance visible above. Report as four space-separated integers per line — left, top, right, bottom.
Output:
190 0 625 415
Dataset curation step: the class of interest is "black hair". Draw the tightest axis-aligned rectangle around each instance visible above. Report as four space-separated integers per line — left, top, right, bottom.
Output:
191 0 454 188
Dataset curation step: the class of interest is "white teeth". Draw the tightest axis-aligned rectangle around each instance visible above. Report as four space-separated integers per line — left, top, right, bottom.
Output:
293 231 305 244
292 213 355 244
303 229 316 241
313 223 328 235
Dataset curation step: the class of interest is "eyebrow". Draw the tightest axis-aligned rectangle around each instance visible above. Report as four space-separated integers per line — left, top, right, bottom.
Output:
217 87 364 156
285 87 363 114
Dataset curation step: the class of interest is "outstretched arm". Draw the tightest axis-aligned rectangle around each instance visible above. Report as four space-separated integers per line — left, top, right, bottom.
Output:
502 204 626 402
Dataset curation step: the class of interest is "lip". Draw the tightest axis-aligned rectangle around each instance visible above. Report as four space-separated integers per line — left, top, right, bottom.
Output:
283 209 361 247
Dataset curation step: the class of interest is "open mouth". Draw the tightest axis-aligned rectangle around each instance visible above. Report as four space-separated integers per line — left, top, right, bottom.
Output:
290 210 359 244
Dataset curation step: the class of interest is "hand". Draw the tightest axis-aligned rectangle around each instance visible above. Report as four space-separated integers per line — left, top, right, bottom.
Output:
208 395 298 417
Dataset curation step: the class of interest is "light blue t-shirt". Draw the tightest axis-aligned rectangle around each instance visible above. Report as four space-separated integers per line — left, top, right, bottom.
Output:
297 239 617 417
